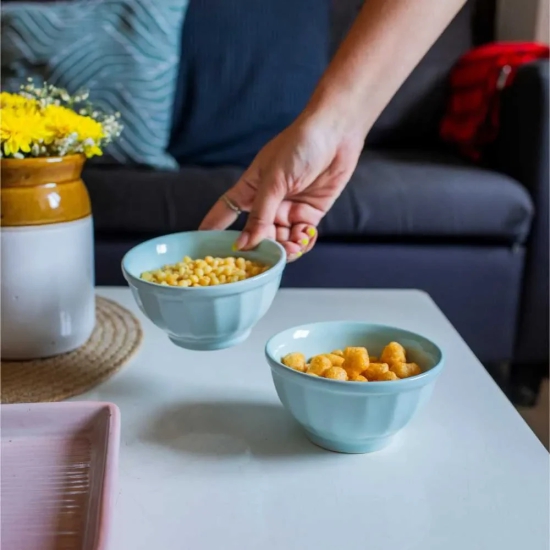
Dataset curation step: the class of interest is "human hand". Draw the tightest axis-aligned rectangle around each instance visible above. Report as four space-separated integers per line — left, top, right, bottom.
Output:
199 112 364 261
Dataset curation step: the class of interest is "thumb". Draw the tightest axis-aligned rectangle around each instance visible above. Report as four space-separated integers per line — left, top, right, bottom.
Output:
237 176 285 250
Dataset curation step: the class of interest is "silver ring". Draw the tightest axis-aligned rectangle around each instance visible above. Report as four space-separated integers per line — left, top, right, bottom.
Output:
222 194 242 216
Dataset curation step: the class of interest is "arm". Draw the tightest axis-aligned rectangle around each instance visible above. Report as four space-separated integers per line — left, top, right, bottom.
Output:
304 0 468 138
201 0 468 255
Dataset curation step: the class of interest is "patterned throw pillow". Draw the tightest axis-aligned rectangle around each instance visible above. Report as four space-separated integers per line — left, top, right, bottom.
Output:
2 0 189 170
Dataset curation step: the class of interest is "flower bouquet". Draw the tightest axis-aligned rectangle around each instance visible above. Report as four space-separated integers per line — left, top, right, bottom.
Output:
1 79 122 158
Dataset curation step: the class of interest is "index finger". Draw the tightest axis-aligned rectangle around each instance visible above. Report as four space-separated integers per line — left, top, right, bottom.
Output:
199 175 255 231
199 195 240 231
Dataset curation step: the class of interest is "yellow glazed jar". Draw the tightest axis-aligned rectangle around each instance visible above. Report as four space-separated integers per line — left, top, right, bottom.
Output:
1 155 95 359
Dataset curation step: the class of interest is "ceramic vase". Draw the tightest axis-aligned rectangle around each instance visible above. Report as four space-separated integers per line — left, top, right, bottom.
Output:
1 155 95 359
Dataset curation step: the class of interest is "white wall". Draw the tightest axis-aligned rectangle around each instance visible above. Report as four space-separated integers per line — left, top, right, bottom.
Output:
497 0 549 42
535 0 549 41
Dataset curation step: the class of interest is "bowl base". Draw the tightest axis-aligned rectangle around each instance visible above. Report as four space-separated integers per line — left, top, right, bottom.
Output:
168 329 251 351
305 431 394 454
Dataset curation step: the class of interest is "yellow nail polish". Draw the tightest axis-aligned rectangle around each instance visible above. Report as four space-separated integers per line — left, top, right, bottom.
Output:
300 238 309 246
231 243 238 252
307 227 316 237
295 251 302 258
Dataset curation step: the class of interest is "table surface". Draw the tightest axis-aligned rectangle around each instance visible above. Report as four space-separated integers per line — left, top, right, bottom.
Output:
83 288 549 550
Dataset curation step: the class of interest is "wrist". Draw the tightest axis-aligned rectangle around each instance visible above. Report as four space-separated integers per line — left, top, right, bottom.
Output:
299 83 374 143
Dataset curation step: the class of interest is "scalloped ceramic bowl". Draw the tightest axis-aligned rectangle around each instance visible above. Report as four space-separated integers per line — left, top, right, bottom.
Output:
265 321 444 453
122 230 286 350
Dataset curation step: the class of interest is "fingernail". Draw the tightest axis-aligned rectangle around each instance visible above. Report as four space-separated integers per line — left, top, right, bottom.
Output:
231 243 238 252
300 238 309 246
307 227 316 237
291 251 303 260
235 231 250 251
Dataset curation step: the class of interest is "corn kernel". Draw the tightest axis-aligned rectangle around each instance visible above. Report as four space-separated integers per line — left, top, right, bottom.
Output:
141 255 270 288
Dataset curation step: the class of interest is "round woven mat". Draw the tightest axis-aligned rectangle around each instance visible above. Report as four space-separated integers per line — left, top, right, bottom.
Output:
1 296 143 404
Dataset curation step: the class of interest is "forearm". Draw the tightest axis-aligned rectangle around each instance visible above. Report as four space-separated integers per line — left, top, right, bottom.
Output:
303 0 467 137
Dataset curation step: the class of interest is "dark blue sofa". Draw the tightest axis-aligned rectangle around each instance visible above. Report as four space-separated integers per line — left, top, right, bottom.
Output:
86 0 548 394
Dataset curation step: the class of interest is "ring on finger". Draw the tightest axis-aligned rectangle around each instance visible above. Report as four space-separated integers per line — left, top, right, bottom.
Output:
221 194 242 216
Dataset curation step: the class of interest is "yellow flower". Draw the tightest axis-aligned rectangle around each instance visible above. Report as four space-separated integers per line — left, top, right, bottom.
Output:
0 84 115 158
74 114 104 142
0 107 50 156
44 104 104 141
42 104 79 139
0 92 34 109
82 143 103 158
42 104 105 156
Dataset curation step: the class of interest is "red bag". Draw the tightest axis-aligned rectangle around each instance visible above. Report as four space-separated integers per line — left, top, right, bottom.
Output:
440 42 549 160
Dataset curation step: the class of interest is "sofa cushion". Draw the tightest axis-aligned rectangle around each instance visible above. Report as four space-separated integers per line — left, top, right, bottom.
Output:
85 148 533 245
167 0 330 167
321 149 532 243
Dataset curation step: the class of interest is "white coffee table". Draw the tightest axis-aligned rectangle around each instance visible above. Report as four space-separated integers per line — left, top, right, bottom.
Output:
82 288 549 550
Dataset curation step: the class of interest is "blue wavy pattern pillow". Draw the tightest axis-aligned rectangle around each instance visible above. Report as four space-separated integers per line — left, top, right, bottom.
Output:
2 0 188 169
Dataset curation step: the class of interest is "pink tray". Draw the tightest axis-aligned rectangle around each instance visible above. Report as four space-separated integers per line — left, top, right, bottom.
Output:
1 402 120 550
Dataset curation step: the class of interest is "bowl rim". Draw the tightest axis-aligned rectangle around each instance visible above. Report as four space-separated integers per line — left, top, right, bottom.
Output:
265 320 445 391
121 230 286 293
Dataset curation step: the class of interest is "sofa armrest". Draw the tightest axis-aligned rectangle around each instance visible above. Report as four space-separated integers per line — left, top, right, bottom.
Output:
491 59 549 195
491 59 549 366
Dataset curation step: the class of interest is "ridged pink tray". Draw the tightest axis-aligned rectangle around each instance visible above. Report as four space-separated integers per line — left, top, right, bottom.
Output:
1 402 120 550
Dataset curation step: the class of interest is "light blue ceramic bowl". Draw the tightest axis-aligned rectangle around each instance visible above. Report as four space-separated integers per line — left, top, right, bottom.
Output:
122 230 286 350
265 321 444 453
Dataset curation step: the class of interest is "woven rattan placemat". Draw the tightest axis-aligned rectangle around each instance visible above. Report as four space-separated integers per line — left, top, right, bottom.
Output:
1 296 142 404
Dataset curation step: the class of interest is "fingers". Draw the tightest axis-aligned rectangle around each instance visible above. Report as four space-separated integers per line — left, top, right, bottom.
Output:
304 226 318 254
238 178 286 250
275 223 317 262
290 224 317 254
199 171 256 231
275 226 300 261
276 225 290 244
199 195 238 231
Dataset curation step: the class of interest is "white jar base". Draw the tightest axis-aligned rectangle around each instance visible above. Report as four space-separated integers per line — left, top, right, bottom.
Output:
1 217 95 360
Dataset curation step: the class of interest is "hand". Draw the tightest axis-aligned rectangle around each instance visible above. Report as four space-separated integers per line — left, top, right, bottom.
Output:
199 112 364 261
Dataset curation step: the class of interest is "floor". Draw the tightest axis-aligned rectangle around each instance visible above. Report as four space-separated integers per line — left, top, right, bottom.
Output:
517 378 549 450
